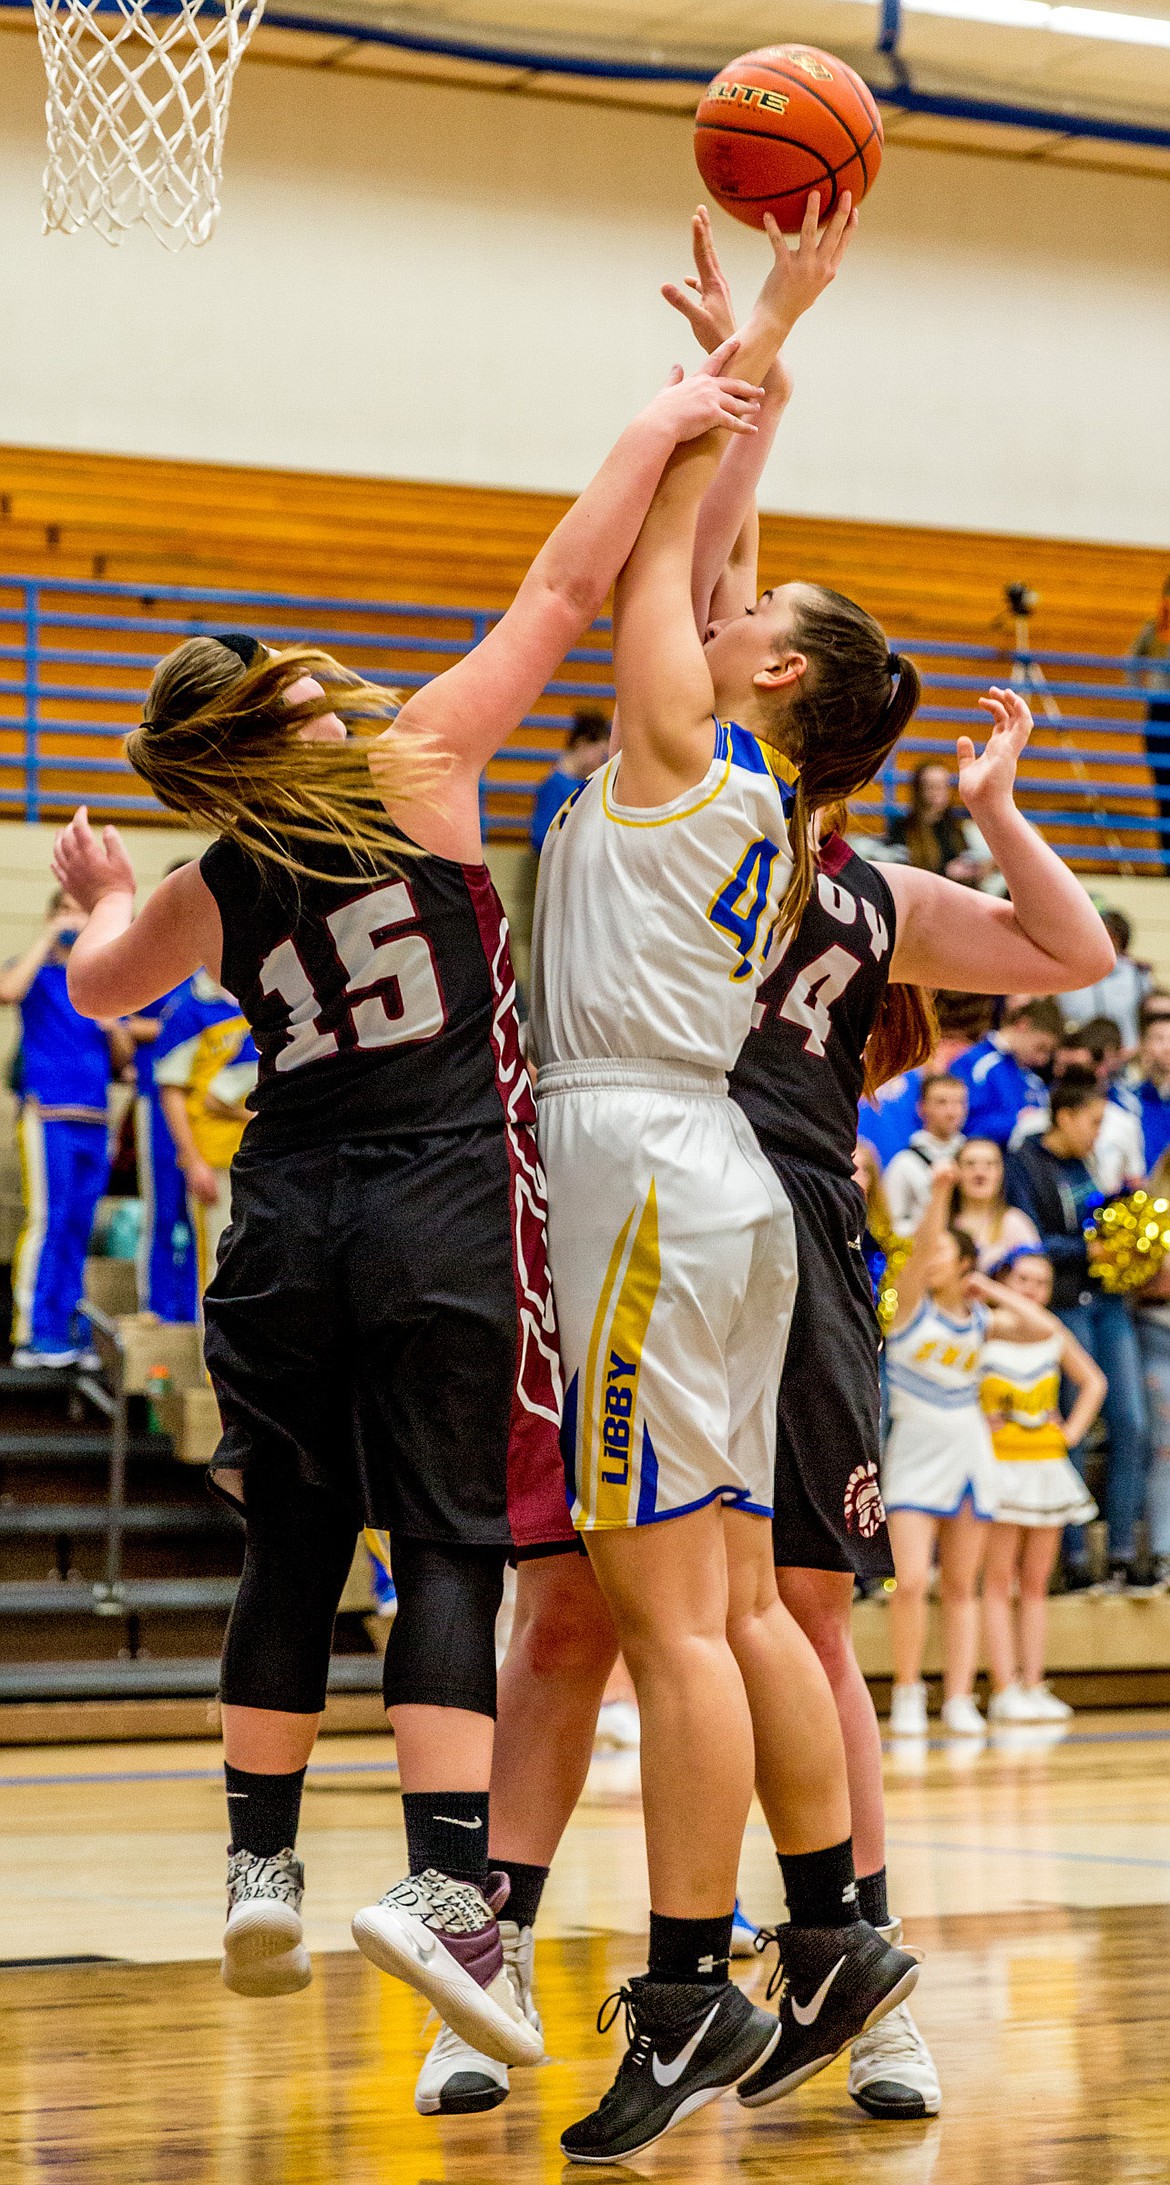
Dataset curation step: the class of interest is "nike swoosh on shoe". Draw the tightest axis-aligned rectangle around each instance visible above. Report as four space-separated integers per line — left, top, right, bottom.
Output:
650 2001 722 2087
791 1955 847 2028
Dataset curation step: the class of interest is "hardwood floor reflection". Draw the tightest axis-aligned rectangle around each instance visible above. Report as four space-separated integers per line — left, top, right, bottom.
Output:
1 1904 1167 2185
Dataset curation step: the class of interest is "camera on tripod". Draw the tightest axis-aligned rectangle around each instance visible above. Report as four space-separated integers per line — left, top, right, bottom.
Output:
1005 582 1038 618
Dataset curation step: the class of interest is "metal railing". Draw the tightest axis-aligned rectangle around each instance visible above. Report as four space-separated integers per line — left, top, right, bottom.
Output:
0 574 1161 868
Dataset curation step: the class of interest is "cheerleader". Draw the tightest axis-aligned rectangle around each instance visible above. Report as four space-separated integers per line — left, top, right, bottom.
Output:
980 1250 1102 1723
884 1162 1050 1737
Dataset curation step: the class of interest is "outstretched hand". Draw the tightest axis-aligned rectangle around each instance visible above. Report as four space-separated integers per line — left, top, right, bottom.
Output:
957 687 1034 813
647 336 763 443
754 190 858 342
662 206 737 356
51 807 138 913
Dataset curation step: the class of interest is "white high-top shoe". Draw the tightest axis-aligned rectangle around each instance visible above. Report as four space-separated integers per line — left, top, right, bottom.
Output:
222 1846 312 1997
848 1918 941 2118
413 1918 544 2115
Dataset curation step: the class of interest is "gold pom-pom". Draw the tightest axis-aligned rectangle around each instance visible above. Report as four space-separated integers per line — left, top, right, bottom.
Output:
877 1235 914 1334
1086 1190 1170 1294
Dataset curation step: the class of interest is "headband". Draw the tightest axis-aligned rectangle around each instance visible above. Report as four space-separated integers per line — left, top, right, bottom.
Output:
213 630 263 669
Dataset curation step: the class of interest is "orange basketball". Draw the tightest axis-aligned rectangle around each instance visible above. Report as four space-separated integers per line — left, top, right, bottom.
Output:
694 45 883 231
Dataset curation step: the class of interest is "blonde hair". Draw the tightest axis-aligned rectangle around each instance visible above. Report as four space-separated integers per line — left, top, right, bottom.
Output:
128 638 441 880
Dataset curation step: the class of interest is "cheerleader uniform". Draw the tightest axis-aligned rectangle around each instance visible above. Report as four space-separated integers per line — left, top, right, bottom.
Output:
980 1331 1098 1527
883 1299 1000 1520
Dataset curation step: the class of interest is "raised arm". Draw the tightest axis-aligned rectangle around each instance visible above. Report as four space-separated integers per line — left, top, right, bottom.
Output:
661 207 794 631
50 811 222 1018
885 690 1115 994
889 1160 956 1333
381 348 763 791
0 912 76 1006
613 196 855 808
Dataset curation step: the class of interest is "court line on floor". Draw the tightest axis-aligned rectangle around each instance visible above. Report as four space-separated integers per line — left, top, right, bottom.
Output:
0 1759 400 1790
2 1722 1170 1793
886 1835 1170 1871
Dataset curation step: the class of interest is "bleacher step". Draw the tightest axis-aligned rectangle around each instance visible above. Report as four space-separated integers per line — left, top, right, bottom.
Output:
0 1577 239 1615
0 1654 381 1703
0 1504 235 1538
0 1432 173 1463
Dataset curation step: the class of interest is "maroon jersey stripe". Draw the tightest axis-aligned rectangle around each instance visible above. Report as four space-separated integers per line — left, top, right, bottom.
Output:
463 864 575 1548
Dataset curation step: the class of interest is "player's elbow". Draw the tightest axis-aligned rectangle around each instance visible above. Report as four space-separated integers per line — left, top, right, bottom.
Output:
1072 927 1117 986
66 955 117 1021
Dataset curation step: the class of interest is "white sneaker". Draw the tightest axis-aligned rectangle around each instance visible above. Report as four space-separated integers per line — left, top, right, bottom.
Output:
889 1682 928 1737
222 1846 312 1996
353 1870 543 2067
412 1916 543 2114
594 1699 640 1750
415 2020 510 2115
849 2002 942 2117
940 1694 985 1737
986 1683 1035 1724
1022 1682 1073 1722
849 1915 941 2118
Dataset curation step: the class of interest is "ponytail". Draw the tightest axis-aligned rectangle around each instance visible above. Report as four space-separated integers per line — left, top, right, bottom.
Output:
767 598 921 946
863 982 938 1096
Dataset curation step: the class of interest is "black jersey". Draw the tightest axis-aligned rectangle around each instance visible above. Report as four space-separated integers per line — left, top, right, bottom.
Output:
200 833 525 1153
730 835 896 1180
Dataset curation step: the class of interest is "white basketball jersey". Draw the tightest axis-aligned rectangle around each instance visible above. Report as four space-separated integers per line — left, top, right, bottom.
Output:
531 722 797 1073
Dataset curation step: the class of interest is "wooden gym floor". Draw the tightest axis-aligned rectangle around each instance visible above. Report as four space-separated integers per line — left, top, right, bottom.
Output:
1 1713 1168 2183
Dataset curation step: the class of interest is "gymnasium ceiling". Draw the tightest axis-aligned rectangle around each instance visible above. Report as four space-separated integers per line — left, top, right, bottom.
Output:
4 0 1170 176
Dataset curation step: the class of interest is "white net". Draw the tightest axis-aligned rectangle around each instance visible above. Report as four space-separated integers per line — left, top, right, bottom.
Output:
33 0 267 249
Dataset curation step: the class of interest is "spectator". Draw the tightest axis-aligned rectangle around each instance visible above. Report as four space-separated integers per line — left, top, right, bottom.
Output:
883 1073 969 1233
152 973 259 1299
529 708 611 853
884 759 994 886
1006 1072 1150 1590
858 1068 924 1167
0 890 128 1367
933 990 997 1071
1062 910 1149 1052
951 1138 1040 1271
950 996 1063 1148
1129 993 1170 1174
1133 577 1170 871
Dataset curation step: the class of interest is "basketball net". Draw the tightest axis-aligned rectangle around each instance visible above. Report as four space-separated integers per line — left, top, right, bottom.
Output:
32 0 267 249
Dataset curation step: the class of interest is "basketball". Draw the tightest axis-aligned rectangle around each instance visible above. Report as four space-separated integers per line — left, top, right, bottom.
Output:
694 45 883 231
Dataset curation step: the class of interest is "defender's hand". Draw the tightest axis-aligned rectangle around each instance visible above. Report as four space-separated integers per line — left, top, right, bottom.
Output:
52 808 138 912
958 689 1034 815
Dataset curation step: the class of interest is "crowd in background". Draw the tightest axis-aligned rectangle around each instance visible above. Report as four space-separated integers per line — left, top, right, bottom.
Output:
1 883 258 1367
859 960 1170 1608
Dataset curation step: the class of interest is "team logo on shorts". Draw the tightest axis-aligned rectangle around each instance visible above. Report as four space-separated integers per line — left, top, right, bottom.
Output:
843 1460 886 1539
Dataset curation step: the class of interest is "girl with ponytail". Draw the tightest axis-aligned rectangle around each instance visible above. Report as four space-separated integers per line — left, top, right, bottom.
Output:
473 205 1116 2145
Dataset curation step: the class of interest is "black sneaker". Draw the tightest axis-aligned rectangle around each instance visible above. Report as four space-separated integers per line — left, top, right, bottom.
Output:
560 1976 779 2163
737 1920 919 2109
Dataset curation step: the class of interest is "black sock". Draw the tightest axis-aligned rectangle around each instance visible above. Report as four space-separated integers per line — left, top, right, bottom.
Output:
224 1763 306 1857
402 1789 489 1887
647 1910 732 1985
492 1858 549 1931
857 1867 890 1928
778 1839 860 1928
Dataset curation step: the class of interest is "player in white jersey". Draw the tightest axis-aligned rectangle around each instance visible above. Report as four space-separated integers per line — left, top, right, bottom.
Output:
534 721 799 1531
532 197 921 2168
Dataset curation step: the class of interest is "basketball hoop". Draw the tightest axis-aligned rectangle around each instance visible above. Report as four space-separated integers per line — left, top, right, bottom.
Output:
32 0 267 249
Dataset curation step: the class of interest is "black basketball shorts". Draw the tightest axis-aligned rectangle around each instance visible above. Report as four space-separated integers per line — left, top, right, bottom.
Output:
202 1126 574 1552
770 1155 894 1581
